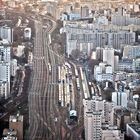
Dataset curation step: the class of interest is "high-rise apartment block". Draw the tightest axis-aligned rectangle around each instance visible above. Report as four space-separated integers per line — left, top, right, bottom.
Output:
112 13 140 26
84 111 102 140
103 48 115 70
112 91 128 107
64 24 135 57
83 98 114 140
112 82 128 107
0 39 10 99
10 59 17 77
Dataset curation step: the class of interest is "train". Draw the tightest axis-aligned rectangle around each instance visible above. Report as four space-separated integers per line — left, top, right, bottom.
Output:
58 66 61 83
58 83 64 107
79 67 90 99
82 83 88 99
76 78 80 91
79 67 84 81
91 86 95 96
74 68 78 78
65 84 70 106
48 63 51 74
97 85 102 96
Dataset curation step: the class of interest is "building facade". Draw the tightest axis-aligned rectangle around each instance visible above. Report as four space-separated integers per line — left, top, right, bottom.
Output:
0 26 13 43
0 41 10 99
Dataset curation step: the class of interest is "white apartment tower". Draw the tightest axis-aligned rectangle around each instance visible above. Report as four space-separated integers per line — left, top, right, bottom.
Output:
103 48 115 71
84 112 102 140
112 91 128 108
10 59 17 77
0 40 11 99
83 98 114 140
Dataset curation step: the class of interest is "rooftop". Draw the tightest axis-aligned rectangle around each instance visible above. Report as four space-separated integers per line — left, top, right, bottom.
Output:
9 114 23 122
3 128 17 136
2 136 17 140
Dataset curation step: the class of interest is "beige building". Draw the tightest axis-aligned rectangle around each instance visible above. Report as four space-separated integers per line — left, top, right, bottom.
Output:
83 98 114 140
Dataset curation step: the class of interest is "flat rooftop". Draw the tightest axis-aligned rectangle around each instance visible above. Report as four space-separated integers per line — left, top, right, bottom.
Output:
9 115 23 122
128 123 140 134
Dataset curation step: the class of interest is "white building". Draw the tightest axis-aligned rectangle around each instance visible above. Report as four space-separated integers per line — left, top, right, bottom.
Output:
10 59 17 77
0 62 10 98
96 47 103 61
83 98 114 140
111 13 140 26
103 48 115 70
24 28 31 40
64 23 136 57
0 26 13 43
94 64 113 82
84 111 102 140
16 45 25 57
83 98 114 124
0 81 8 98
81 6 89 18
112 91 128 107
97 16 108 25
0 40 11 99
133 95 139 109
108 31 135 50
0 45 10 62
